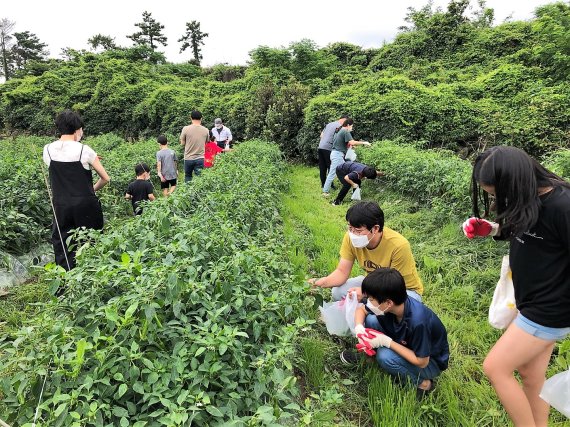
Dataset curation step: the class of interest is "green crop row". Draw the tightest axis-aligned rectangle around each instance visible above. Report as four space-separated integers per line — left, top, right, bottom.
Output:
358 140 570 216
0 141 312 426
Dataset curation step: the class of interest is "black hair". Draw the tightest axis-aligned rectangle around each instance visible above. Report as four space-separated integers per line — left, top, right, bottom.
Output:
135 162 150 176
55 109 84 135
472 146 570 237
361 267 407 305
190 110 202 120
157 135 168 145
362 166 377 180
346 201 384 231
335 117 353 133
339 114 349 120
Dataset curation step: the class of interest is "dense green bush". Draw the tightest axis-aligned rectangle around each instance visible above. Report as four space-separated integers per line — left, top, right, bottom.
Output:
0 141 311 426
359 140 472 214
0 1 568 160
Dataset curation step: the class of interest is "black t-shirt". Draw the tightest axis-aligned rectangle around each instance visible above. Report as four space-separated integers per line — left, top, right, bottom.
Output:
509 185 570 327
126 180 154 215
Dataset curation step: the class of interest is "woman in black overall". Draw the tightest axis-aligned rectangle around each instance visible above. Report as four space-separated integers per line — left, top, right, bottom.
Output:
42 110 110 270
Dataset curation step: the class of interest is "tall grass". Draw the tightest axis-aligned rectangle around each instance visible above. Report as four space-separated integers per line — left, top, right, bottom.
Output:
283 164 569 426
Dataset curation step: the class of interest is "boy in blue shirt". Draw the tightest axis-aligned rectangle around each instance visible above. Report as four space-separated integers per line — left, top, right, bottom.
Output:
346 267 449 399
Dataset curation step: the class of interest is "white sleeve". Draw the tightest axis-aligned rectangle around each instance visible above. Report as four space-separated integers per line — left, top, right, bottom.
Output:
82 144 97 165
42 145 50 166
226 128 232 142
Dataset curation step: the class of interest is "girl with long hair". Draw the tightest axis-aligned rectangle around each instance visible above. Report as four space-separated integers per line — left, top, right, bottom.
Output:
463 146 570 426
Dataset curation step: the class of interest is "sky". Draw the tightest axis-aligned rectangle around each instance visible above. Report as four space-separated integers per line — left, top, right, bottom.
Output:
2 0 554 67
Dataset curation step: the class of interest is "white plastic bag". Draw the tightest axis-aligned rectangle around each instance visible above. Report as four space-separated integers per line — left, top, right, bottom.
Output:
319 292 361 336
351 188 361 201
540 369 570 417
345 148 357 162
345 291 361 334
488 255 518 329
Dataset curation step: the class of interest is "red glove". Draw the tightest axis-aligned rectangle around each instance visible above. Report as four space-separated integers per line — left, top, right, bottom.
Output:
356 342 376 356
462 217 498 239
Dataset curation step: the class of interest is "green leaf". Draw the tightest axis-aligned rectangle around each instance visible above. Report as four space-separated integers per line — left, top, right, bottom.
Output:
120 417 129 427
147 372 159 384
117 383 128 398
206 406 224 417
195 347 206 357
133 382 145 394
124 302 139 319
112 406 129 418
105 305 120 323
219 343 228 355
121 252 131 265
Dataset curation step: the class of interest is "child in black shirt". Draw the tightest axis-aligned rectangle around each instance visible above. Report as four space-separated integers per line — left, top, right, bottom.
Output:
125 163 155 215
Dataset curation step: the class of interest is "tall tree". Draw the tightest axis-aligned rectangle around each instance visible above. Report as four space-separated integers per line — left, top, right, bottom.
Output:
88 34 117 52
11 31 48 70
178 21 208 65
0 18 15 80
127 11 167 51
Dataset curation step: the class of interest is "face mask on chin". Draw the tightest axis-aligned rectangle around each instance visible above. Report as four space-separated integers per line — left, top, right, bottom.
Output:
349 229 375 248
366 300 385 316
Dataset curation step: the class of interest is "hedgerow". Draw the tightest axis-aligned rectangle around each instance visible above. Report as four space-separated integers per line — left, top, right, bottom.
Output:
359 140 472 215
0 141 311 426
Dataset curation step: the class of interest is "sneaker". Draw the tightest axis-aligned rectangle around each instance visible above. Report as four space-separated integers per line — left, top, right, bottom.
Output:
340 350 358 365
416 379 436 401
331 200 340 206
322 192 330 197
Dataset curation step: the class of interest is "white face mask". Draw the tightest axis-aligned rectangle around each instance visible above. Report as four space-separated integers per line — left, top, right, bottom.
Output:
349 230 374 248
366 300 385 316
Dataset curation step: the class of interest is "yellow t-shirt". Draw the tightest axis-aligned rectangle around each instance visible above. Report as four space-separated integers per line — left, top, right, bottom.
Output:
339 227 423 294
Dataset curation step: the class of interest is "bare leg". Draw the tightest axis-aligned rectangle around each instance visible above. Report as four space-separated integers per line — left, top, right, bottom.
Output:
162 188 168 197
483 322 555 427
518 342 555 427
168 185 176 195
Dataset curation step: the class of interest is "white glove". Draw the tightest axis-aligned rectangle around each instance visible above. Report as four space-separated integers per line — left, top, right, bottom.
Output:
366 330 393 349
354 324 366 336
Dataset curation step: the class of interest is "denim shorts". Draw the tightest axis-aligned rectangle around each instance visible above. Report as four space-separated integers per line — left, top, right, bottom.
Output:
514 313 570 341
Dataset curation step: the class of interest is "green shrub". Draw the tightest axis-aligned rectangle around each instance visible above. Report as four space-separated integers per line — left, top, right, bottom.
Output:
0 141 311 426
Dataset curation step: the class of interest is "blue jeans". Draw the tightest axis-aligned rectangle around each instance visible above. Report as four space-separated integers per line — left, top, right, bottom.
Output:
184 159 204 182
365 314 441 386
323 150 344 193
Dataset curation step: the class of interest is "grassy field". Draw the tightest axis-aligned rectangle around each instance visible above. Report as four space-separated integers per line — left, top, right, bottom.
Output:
283 165 570 427
1 161 569 426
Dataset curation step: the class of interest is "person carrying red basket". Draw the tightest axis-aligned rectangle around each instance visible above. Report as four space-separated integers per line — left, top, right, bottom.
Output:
343 267 449 400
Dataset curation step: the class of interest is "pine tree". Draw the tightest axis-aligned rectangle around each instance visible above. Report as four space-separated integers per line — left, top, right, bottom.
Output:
127 11 167 51
11 31 49 70
88 34 117 52
178 20 208 65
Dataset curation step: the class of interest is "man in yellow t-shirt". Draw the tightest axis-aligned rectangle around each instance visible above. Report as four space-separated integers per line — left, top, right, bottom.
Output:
309 201 423 302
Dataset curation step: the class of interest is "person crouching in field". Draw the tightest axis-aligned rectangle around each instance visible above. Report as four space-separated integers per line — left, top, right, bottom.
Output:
308 201 423 303
125 163 155 216
331 161 383 206
348 267 449 400
156 135 178 197
42 109 109 271
463 146 570 427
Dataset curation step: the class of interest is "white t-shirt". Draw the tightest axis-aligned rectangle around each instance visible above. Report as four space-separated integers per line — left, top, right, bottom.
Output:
43 140 97 170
